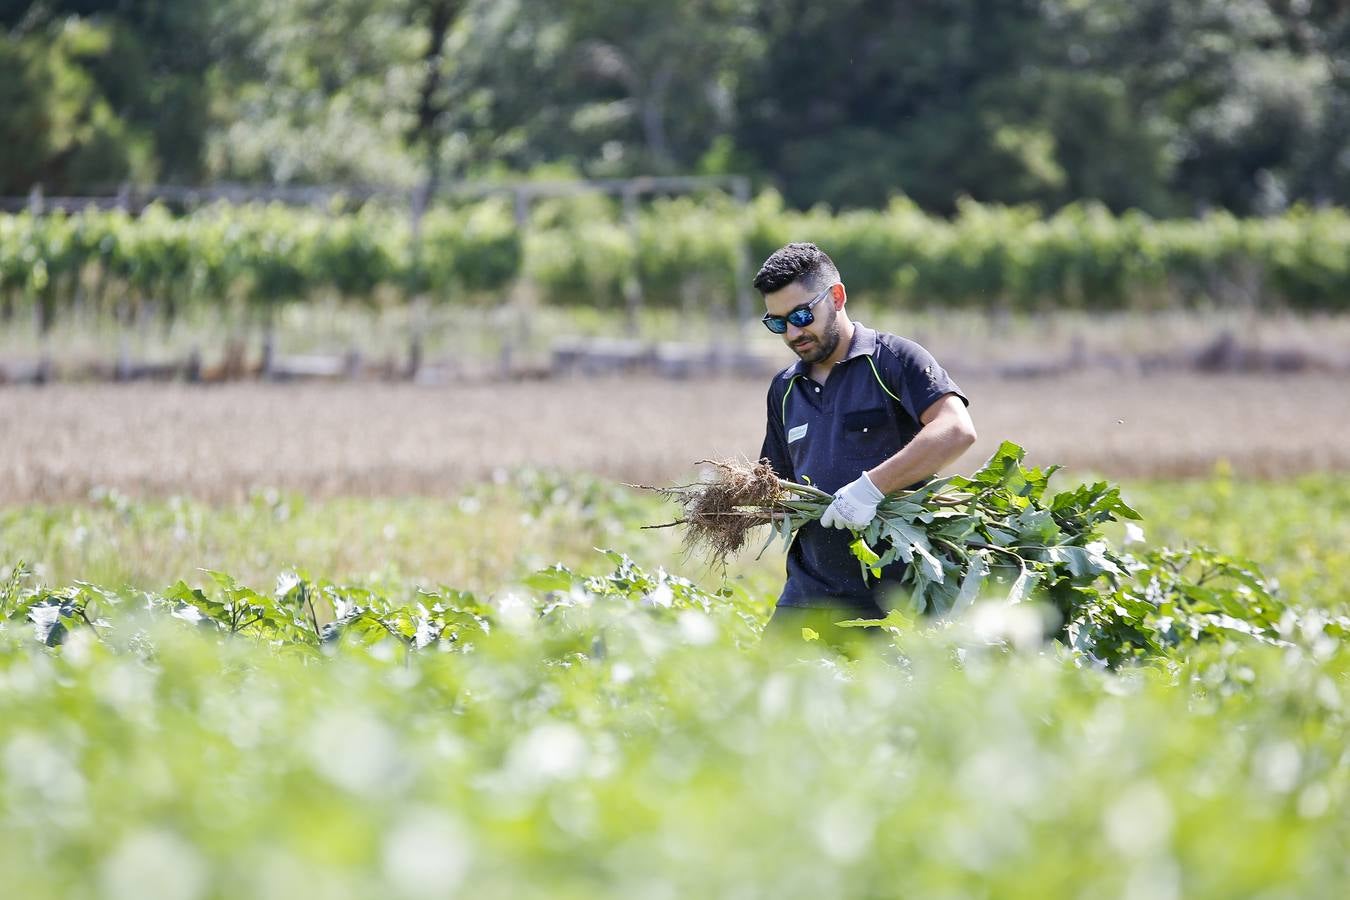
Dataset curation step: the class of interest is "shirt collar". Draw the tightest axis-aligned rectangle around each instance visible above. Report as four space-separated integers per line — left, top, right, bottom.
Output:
781 322 877 380
844 323 878 361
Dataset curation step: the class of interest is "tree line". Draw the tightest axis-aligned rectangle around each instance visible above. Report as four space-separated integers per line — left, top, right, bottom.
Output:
4 0 1349 216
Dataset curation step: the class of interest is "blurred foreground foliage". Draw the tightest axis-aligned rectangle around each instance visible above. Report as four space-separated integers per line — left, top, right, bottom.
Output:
2 465 1350 895
2 533 1350 897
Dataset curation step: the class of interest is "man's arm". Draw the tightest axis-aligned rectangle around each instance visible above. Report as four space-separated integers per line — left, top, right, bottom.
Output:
818 393 975 530
864 393 976 495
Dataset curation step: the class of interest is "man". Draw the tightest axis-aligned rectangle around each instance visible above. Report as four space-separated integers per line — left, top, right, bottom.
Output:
755 242 976 646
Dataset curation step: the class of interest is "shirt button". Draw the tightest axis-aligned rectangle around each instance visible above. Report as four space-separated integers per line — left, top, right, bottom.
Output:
814 386 821 393
863 427 869 433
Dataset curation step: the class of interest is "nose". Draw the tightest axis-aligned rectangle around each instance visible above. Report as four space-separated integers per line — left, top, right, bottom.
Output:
784 321 805 340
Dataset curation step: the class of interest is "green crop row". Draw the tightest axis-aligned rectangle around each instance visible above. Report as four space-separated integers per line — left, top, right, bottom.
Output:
0 469 1347 896
2 543 1350 898
3 192 1350 330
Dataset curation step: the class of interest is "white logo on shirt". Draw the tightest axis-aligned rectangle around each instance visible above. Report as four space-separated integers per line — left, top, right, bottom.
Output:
787 423 808 444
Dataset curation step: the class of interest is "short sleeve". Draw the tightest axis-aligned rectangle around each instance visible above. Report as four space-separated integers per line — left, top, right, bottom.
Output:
878 338 967 424
760 381 794 480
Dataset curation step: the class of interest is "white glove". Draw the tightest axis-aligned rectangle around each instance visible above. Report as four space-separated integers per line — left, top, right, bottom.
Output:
819 471 886 530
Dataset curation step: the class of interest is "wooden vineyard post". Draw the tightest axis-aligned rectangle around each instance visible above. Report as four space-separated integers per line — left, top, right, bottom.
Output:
732 175 754 337
622 186 645 340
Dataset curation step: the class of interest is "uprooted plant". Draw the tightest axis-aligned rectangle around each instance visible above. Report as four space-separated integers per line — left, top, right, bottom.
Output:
639 441 1304 666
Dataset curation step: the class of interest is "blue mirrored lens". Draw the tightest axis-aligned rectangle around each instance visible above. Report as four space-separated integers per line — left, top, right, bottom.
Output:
762 307 814 333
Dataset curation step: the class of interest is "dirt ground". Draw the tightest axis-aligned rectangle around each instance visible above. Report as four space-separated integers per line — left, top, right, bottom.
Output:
3 372 1348 504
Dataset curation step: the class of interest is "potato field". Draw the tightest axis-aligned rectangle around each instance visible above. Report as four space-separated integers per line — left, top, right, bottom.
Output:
3 360 1350 899
9 1 1350 894
5 177 1350 900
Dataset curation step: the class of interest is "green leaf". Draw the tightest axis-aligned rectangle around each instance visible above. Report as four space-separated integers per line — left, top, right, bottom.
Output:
523 565 578 592
1012 508 1062 545
203 569 241 595
754 524 779 560
952 551 991 615
985 526 1016 546
933 515 979 543
976 441 1026 480
850 538 882 580
923 576 960 616
909 579 929 615
835 616 883 629
1048 545 1107 579
912 543 945 584
1008 568 1040 605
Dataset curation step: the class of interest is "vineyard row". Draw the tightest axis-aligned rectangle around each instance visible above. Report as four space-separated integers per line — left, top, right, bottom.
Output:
3 192 1350 332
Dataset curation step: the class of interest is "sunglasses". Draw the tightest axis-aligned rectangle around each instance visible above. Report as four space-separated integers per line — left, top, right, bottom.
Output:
760 284 837 334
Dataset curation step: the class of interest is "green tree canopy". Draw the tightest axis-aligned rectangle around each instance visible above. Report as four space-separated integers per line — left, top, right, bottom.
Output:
3 0 1349 214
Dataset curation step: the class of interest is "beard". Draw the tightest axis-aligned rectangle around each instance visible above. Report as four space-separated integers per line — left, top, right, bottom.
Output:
790 304 842 364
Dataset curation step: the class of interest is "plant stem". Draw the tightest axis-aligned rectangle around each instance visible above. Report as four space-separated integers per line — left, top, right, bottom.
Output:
778 479 832 500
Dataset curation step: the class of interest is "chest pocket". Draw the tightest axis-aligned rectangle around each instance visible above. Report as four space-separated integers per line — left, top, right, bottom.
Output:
840 406 895 461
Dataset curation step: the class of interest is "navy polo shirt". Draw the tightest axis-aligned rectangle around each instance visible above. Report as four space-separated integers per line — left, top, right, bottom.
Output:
759 324 968 611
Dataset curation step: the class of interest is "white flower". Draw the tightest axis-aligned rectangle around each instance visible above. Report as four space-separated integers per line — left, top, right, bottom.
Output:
1124 523 1146 545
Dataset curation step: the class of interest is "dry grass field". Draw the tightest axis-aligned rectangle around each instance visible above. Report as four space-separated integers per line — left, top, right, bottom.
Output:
3 371 1348 505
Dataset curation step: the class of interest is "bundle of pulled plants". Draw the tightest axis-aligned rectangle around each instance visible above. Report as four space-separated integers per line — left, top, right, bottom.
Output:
640 442 1296 667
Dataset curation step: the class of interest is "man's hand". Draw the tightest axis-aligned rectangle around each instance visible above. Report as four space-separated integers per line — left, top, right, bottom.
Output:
819 472 886 530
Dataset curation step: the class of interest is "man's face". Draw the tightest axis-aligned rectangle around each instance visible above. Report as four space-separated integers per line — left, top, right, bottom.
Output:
764 281 842 365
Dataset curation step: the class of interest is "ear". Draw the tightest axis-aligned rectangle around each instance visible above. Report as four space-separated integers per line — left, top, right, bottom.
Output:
831 283 847 309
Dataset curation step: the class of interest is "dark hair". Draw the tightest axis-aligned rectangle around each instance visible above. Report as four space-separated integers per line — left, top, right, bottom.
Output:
752 242 840 294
